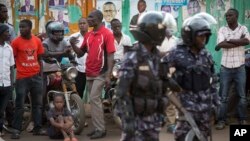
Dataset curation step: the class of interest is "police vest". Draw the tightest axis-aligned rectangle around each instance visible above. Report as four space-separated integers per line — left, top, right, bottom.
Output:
174 45 213 93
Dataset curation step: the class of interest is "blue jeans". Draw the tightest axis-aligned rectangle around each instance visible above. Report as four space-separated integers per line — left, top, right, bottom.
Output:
218 65 247 121
12 74 43 131
0 86 12 131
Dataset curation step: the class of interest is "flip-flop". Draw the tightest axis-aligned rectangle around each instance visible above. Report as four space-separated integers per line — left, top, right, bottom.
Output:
64 137 70 141
71 137 78 141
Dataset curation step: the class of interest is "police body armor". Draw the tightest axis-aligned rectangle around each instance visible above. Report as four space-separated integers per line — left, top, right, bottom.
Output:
174 45 213 93
129 43 166 116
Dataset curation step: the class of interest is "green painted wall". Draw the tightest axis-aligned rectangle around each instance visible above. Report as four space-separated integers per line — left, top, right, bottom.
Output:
121 0 250 73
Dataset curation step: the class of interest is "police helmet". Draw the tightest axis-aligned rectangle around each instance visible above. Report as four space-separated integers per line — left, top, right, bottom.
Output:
130 11 166 45
181 12 217 46
46 21 64 42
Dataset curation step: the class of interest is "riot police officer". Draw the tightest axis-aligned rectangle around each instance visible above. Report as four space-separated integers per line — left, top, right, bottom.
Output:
161 13 220 141
116 11 176 141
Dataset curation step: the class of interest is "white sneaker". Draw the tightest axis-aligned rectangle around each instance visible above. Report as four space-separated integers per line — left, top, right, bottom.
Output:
0 137 5 141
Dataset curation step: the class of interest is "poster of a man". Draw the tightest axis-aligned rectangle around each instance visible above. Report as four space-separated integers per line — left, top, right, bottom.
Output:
49 0 65 9
49 0 65 6
187 0 201 15
19 0 35 15
155 1 182 20
56 10 69 34
161 5 171 13
129 0 155 26
102 1 117 29
57 10 68 27
97 0 122 29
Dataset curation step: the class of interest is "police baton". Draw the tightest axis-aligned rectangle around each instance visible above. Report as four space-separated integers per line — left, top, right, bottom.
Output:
166 82 206 141
182 110 207 141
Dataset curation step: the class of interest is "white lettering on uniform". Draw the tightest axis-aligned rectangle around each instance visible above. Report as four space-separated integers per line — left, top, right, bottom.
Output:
27 56 35 60
21 63 38 67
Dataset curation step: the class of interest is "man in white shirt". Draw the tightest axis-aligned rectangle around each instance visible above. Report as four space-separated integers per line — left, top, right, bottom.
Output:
69 17 88 99
158 29 178 57
0 24 15 141
101 18 131 105
0 4 16 133
69 18 89 128
216 8 250 130
158 28 178 134
111 18 132 61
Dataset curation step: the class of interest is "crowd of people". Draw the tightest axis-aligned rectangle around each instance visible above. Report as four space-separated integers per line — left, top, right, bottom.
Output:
0 0 250 141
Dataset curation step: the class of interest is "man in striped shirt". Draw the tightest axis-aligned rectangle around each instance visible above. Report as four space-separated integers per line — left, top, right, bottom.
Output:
216 8 250 130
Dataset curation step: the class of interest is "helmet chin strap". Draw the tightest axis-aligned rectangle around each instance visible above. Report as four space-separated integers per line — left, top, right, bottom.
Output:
189 42 204 54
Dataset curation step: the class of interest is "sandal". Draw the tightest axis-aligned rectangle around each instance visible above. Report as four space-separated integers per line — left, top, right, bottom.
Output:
71 137 78 141
64 137 70 141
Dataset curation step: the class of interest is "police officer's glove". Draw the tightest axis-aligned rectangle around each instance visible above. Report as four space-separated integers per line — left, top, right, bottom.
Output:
167 77 182 92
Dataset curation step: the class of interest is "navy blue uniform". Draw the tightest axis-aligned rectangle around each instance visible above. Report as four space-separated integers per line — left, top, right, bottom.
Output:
116 43 167 141
161 44 220 140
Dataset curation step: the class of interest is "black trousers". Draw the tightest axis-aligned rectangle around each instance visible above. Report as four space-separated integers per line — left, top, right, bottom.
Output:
0 86 12 130
75 71 86 99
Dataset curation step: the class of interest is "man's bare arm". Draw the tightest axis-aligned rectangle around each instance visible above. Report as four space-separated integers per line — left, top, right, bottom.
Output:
227 36 250 46
218 34 250 49
217 41 238 49
106 53 114 77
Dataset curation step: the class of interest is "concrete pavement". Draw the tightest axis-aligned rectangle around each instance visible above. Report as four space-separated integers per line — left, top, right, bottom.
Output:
3 116 230 141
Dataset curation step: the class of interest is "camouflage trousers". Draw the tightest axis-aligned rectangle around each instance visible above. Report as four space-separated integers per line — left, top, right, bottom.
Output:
174 111 210 141
120 129 160 141
120 113 163 141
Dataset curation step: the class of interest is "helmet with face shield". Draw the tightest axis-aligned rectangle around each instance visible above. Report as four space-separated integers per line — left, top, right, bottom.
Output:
130 11 167 46
46 21 65 42
130 11 177 46
181 12 217 46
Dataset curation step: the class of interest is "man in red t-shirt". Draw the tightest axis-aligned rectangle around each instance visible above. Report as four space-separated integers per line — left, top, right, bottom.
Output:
70 10 115 139
10 19 46 139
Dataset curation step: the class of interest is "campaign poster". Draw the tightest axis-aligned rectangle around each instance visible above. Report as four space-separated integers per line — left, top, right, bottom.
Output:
18 0 36 16
129 0 155 23
96 0 122 29
48 0 67 10
48 9 70 34
0 0 13 23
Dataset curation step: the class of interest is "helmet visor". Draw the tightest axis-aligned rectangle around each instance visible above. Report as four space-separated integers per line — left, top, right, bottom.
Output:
196 30 211 36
